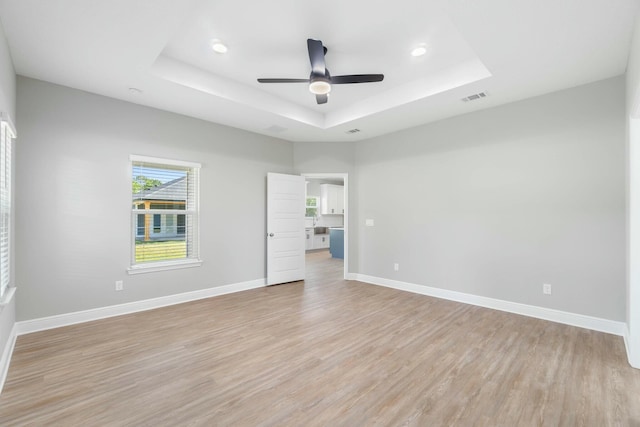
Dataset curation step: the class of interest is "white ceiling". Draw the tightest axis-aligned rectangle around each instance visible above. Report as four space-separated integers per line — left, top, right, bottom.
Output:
0 0 638 142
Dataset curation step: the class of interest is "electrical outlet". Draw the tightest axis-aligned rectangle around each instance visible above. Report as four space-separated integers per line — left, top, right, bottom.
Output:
543 283 551 295
115 280 123 291
394 263 399 271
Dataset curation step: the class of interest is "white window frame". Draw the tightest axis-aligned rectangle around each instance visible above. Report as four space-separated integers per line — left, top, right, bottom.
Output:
0 113 15 300
127 155 202 274
305 196 319 218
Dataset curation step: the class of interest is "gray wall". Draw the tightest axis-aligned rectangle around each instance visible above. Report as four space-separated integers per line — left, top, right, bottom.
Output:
12 72 629 325
0 18 15 359
0 22 14 120
15 77 293 321
354 77 626 321
293 142 355 174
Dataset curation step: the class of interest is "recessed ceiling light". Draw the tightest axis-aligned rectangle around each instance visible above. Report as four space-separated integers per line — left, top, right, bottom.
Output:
411 45 427 57
211 39 228 54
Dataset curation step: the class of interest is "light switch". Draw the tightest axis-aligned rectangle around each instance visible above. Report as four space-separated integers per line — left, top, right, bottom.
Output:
366 219 374 226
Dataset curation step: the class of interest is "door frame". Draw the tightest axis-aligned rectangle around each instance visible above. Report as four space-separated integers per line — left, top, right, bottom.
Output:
301 172 349 280
628 115 640 368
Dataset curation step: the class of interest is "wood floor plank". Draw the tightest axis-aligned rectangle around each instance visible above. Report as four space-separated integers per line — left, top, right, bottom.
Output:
1 250 639 426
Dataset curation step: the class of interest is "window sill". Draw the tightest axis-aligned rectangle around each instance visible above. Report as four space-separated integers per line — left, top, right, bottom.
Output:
127 259 203 275
0 286 16 306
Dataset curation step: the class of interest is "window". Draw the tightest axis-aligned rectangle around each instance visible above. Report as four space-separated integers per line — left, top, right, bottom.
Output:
306 196 318 217
136 214 145 237
129 155 202 274
0 114 15 298
153 214 161 233
177 214 186 235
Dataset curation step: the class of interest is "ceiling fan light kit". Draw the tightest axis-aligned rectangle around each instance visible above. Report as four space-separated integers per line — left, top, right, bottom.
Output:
309 79 331 95
258 38 384 104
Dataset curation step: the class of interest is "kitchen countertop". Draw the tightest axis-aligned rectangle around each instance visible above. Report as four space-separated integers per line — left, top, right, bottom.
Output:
306 228 329 235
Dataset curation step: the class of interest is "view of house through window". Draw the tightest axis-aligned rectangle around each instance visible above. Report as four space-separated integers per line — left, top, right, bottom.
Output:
131 156 200 269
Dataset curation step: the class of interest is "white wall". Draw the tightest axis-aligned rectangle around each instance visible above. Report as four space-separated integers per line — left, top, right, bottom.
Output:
354 77 626 321
0 17 16 375
626 11 640 367
15 77 294 321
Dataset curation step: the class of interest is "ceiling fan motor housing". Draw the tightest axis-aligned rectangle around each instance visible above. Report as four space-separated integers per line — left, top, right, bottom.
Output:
309 71 331 94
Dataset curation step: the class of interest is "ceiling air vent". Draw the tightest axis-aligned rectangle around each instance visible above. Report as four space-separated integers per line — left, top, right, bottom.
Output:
461 91 488 102
265 125 287 133
345 128 361 134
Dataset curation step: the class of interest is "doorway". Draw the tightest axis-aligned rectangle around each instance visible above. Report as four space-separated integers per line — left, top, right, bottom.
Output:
302 173 349 280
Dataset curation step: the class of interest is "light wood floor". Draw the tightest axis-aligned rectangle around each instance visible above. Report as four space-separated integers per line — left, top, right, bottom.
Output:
1 250 639 426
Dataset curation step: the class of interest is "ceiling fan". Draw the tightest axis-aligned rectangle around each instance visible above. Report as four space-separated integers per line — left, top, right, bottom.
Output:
257 39 384 105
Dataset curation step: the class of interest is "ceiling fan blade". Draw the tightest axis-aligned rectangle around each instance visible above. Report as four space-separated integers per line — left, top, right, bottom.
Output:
331 74 385 84
316 94 328 104
307 39 326 76
257 78 309 83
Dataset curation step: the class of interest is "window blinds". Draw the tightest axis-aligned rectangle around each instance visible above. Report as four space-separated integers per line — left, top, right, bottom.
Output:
130 156 200 267
0 115 15 298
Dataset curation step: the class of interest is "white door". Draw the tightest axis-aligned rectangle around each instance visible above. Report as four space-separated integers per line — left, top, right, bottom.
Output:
267 173 305 285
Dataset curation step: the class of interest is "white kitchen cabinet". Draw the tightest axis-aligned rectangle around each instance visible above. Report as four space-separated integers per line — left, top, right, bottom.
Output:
320 184 344 215
313 234 330 249
305 228 313 250
306 228 329 250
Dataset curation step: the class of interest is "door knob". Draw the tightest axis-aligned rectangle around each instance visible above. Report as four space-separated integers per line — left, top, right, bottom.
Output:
268 233 274 237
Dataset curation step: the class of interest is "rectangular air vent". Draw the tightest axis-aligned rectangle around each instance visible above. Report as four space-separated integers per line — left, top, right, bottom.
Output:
461 92 488 102
265 125 287 133
345 128 361 134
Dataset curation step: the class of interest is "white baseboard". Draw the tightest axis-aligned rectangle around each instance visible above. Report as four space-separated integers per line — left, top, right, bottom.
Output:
0 323 17 393
624 327 632 366
625 326 640 369
353 274 626 337
16 278 266 336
